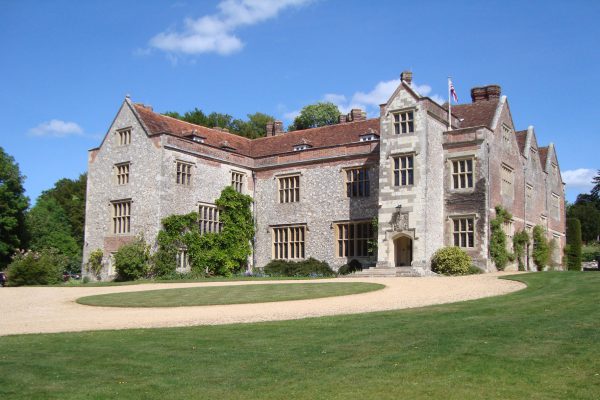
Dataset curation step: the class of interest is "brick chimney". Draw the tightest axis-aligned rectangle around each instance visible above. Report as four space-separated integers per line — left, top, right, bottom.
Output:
266 121 284 136
348 108 366 122
471 85 502 103
338 114 347 124
400 70 413 85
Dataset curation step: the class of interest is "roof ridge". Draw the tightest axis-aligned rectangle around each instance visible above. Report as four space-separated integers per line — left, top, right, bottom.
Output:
252 118 380 142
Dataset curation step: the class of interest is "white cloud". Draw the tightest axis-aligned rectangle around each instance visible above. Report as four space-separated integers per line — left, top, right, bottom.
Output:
28 120 84 138
563 168 597 188
149 0 312 56
283 109 300 121
320 78 445 117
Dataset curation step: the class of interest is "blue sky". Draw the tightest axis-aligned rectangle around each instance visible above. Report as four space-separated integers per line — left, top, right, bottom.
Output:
1 0 598 204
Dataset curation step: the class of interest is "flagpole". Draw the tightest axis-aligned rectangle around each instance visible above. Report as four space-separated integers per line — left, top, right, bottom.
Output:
447 76 452 131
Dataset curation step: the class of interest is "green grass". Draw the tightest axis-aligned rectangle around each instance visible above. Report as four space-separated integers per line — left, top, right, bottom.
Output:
1 272 599 399
56 275 321 287
76 282 385 307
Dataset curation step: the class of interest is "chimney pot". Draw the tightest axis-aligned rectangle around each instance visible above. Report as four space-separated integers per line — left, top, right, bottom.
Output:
400 71 413 85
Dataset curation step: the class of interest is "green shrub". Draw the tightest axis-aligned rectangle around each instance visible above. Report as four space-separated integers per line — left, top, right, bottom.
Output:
86 249 103 279
566 218 582 271
430 247 472 275
467 265 483 275
114 239 150 281
532 225 550 271
490 206 513 271
513 230 530 271
338 259 363 275
582 243 600 262
263 258 335 277
6 248 66 286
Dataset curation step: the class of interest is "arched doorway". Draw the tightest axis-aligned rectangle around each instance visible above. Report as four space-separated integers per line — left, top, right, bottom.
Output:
394 236 413 267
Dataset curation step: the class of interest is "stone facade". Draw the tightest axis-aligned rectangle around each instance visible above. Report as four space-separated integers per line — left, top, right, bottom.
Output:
83 73 566 279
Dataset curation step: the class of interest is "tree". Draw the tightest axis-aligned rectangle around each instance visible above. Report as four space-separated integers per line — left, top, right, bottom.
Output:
38 173 87 248
163 109 274 139
592 170 600 199
27 197 81 272
289 102 340 131
567 202 600 243
0 147 29 268
490 206 513 271
565 218 582 271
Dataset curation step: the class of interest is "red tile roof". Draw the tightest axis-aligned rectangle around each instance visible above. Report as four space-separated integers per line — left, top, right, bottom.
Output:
515 130 528 155
451 100 499 129
133 104 253 156
132 102 380 159
250 119 379 158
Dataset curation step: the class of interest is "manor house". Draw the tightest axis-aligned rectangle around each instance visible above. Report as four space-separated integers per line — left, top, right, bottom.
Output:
83 71 566 278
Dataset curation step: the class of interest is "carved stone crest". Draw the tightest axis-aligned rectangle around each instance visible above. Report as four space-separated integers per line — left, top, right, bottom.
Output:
391 209 409 232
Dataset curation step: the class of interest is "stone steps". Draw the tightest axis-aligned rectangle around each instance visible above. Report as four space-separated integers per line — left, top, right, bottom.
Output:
349 266 436 278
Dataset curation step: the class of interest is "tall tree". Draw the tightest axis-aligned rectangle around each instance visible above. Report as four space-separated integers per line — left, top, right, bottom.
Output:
592 170 600 199
38 173 87 248
568 202 600 243
0 147 29 268
27 197 80 272
566 218 582 270
163 108 274 139
289 102 340 131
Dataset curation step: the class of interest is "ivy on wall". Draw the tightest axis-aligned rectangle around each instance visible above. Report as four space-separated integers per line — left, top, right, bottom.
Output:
153 187 254 277
532 225 550 271
489 205 514 271
512 230 530 271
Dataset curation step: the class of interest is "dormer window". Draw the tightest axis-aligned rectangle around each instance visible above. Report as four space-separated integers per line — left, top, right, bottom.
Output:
191 135 205 143
293 144 311 152
359 134 378 142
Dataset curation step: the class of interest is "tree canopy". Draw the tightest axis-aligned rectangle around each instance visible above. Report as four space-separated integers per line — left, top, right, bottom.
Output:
163 109 275 139
592 170 600 198
289 102 341 131
0 147 29 268
27 197 80 272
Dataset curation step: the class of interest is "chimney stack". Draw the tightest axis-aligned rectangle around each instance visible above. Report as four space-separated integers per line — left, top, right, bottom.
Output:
266 121 284 136
338 114 347 124
400 70 413 85
471 85 502 103
349 109 366 122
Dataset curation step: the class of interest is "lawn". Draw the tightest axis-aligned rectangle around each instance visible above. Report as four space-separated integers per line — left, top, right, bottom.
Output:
1 272 598 399
76 282 385 307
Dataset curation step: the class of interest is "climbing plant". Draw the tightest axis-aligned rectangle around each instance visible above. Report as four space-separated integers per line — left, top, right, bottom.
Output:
490 205 513 271
512 230 530 271
367 217 378 256
532 225 550 271
153 187 254 277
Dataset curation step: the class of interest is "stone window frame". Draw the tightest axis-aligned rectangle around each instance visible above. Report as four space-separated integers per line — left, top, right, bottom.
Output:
449 156 475 191
551 192 560 221
198 203 222 235
392 153 415 187
391 109 415 135
111 199 132 235
114 162 130 186
540 214 548 232
277 173 300 204
501 123 512 147
501 163 514 199
176 247 190 273
271 224 306 260
175 160 194 186
231 170 245 194
449 214 476 249
530 146 538 155
502 219 514 251
117 127 132 146
344 166 370 198
526 183 534 203
334 220 375 258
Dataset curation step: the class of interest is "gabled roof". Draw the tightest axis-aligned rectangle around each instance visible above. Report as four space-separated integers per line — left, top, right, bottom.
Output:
451 99 499 128
131 102 379 159
515 130 528 155
133 103 253 156
250 119 379 158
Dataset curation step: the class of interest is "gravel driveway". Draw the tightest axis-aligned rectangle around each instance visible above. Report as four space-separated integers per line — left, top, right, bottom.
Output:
0 273 525 336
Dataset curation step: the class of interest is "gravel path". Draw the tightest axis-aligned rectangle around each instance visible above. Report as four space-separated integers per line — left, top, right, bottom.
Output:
0 273 525 336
